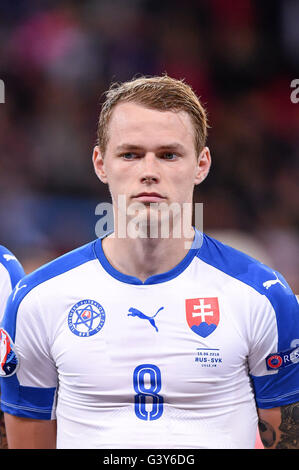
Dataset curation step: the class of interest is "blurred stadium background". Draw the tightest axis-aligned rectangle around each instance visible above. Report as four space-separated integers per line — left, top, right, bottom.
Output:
0 0 298 294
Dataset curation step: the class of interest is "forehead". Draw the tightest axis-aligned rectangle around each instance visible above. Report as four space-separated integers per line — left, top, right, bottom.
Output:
106 102 195 149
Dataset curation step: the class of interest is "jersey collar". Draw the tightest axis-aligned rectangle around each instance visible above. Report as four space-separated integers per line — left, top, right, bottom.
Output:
95 229 203 285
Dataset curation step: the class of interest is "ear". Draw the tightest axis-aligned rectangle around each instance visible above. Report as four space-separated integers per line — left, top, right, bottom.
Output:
92 145 108 184
194 147 211 185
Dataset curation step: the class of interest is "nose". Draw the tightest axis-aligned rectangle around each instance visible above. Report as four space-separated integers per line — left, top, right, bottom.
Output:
140 153 160 184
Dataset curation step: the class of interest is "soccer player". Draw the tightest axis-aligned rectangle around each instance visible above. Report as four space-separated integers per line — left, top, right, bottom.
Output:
0 246 25 448
1 76 298 449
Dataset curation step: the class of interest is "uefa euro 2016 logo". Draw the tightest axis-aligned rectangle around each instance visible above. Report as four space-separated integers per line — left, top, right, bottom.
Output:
68 299 105 337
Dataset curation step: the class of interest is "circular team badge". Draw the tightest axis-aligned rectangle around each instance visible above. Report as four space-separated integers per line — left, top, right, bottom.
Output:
68 299 105 337
267 354 282 369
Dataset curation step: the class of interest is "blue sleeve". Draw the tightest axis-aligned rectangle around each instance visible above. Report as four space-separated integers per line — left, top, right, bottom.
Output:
250 278 299 409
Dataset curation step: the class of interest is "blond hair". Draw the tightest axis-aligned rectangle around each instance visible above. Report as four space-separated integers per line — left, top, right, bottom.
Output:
97 75 208 154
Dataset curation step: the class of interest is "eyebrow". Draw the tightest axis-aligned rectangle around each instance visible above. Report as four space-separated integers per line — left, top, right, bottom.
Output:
116 143 186 152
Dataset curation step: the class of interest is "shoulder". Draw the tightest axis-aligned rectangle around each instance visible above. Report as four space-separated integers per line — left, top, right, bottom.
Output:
196 234 299 356
6 240 98 313
0 245 25 289
197 233 297 305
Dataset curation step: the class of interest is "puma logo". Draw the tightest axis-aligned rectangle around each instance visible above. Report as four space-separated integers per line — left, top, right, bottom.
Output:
128 306 164 332
3 254 17 262
263 272 287 290
12 282 27 301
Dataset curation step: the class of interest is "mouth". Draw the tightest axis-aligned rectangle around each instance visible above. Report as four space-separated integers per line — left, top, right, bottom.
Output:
132 192 166 203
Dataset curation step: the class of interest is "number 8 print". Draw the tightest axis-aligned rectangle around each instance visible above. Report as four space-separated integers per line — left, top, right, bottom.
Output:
133 364 164 420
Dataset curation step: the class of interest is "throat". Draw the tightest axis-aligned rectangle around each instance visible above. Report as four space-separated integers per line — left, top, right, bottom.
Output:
101 232 194 282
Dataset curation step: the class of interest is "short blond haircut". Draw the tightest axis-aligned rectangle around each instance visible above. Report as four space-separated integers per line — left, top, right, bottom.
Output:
97 75 208 155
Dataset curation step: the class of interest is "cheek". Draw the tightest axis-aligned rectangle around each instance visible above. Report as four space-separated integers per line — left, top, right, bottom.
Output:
170 167 196 186
173 172 196 200
105 168 131 198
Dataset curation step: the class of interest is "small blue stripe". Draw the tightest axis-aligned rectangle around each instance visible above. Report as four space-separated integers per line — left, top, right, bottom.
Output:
251 366 299 409
0 374 56 420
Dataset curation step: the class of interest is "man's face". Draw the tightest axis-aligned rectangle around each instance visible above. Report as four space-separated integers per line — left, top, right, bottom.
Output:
93 102 211 232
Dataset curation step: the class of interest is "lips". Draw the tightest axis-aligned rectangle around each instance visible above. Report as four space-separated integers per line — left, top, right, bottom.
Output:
133 192 166 202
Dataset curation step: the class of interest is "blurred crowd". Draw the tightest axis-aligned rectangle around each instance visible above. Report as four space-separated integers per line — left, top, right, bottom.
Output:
0 0 298 289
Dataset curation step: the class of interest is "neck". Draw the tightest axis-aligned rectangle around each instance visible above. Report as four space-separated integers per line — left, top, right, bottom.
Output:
102 225 195 283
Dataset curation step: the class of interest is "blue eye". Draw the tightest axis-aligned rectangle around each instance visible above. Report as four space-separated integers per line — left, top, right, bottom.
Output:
162 153 177 160
122 153 137 160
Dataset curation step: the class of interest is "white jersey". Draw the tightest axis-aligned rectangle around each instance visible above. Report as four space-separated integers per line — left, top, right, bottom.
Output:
1 230 299 449
0 246 25 323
